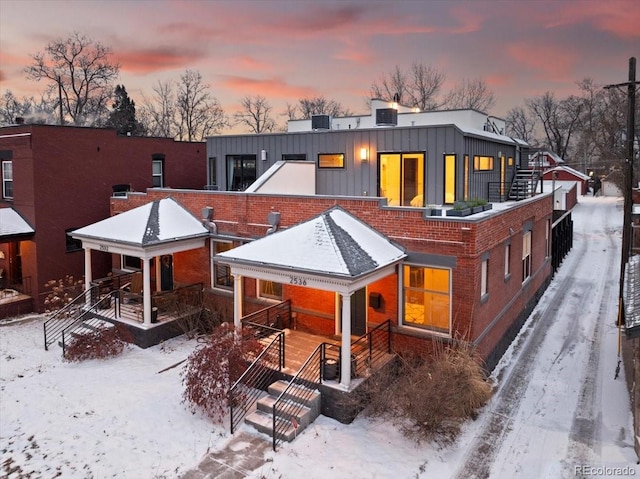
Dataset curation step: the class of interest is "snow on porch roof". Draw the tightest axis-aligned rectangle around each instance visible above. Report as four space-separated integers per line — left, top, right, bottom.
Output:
216 206 406 278
0 207 35 238
72 197 209 247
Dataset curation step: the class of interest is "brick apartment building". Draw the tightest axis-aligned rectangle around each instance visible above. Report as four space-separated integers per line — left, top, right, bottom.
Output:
0 124 206 317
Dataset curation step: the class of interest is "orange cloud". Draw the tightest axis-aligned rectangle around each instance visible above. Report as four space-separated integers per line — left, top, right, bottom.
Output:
220 75 317 101
227 55 273 74
114 47 206 74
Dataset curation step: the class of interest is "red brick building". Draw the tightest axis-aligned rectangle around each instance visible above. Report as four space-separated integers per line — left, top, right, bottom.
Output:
0 124 206 316
109 188 553 371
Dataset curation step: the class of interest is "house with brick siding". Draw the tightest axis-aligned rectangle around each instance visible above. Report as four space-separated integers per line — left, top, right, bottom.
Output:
0 124 206 318
63 102 559 393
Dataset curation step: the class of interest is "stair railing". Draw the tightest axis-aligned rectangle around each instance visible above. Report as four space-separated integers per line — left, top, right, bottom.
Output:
43 285 99 350
272 342 327 451
58 290 120 357
229 331 285 434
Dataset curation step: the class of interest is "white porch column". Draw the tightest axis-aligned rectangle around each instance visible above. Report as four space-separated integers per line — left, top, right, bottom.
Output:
84 247 92 292
233 273 243 329
143 258 151 325
340 292 352 388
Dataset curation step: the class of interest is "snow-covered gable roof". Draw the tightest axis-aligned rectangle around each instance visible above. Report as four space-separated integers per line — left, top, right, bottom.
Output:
0 208 35 237
217 206 406 279
72 197 209 247
546 165 590 180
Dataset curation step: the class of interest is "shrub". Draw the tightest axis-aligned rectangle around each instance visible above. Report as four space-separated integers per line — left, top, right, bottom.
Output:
64 324 132 362
359 343 493 446
43 275 84 312
181 323 264 423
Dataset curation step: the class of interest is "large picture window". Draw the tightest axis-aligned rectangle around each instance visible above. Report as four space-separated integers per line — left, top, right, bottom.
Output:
473 155 494 171
379 152 425 207
2 161 13 199
214 242 233 289
402 265 450 334
226 155 256 191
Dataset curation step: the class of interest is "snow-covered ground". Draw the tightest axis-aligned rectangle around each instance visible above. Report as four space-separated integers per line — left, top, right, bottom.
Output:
1 195 638 478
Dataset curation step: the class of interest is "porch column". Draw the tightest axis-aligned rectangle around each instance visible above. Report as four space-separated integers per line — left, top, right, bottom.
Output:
233 273 243 329
340 292 352 388
143 258 151 325
83 247 92 292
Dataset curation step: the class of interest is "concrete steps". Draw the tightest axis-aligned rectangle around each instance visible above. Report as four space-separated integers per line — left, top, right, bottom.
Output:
244 380 321 443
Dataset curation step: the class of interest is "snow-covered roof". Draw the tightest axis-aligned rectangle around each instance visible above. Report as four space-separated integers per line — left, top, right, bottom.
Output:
216 206 405 279
0 207 35 237
545 165 590 180
72 197 209 247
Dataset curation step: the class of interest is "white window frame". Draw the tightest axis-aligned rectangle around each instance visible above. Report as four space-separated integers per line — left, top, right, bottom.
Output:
522 231 532 282
258 279 283 301
214 241 233 290
2 161 13 199
481 259 488 297
152 159 164 187
504 243 511 278
401 264 452 336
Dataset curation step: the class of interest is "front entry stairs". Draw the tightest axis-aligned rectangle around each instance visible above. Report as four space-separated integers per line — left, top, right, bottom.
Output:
244 380 321 442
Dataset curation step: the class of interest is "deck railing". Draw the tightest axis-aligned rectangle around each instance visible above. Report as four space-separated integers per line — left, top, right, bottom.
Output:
229 331 285 434
349 319 393 378
241 300 291 331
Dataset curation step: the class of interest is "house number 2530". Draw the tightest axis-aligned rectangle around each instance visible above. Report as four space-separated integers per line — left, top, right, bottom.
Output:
289 276 307 286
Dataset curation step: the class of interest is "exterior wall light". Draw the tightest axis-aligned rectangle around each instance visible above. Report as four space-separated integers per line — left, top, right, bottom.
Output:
360 148 369 162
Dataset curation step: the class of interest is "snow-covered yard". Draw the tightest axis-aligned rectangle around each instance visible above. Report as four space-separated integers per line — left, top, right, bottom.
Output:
1 196 638 478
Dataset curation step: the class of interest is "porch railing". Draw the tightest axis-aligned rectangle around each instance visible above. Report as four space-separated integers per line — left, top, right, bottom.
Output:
229 331 285 434
241 300 291 331
349 319 393 378
43 286 99 350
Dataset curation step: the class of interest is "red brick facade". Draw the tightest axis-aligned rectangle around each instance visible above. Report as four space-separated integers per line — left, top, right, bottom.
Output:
112 189 553 369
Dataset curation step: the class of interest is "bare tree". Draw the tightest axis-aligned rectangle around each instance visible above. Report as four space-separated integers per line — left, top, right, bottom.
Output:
444 78 496 112
24 32 120 126
176 69 227 141
234 95 276 133
294 96 352 119
0 91 31 124
140 80 176 138
505 106 537 144
369 62 446 110
526 92 583 159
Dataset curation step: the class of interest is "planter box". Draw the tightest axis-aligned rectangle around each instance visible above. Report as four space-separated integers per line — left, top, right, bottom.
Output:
471 206 484 214
483 203 493 211
446 208 472 217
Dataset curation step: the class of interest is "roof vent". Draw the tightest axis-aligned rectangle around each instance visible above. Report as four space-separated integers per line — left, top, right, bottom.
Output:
376 108 397 126
311 115 331 130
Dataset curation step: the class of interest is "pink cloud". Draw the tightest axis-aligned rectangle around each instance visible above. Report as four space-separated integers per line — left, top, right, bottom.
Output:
506 43 577 83
220 75 317 101
114 47 206 74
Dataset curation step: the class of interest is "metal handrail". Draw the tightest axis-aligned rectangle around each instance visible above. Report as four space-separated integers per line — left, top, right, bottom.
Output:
272 342 326 451
241 300 291 330
349 319 393 378
43 286 98 350
229 331 285 434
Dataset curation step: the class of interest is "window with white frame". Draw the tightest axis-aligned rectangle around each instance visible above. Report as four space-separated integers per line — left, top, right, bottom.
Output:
122 255 142 271
522 231 532 282
258 280 283 300
402 265 451 335
481 259 488 297
214 241 233 289
2 161 13 199
152 158 164 187
546 219 551 258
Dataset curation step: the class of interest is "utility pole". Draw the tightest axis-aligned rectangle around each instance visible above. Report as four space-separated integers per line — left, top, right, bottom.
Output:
606 57 637 327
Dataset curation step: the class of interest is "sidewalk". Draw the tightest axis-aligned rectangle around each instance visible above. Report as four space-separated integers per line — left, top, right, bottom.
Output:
180 432 271 479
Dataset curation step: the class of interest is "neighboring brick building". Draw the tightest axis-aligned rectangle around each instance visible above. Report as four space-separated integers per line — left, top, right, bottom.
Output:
0 124 206 316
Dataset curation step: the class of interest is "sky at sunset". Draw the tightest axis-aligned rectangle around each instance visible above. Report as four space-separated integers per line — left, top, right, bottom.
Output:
1 0 639 132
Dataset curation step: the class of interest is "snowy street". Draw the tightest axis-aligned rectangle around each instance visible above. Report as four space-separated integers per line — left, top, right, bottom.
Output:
453 195 637 478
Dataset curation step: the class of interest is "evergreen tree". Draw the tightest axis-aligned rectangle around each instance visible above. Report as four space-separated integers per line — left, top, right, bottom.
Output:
105 85 144 135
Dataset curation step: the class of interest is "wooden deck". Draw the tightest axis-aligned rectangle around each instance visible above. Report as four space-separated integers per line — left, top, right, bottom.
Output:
279 329 340 373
